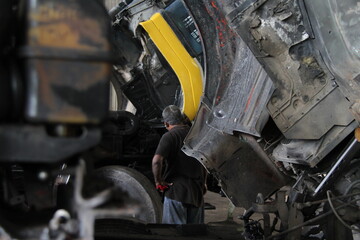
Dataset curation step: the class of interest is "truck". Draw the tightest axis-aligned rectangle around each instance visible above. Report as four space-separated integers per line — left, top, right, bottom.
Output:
0 0 359 239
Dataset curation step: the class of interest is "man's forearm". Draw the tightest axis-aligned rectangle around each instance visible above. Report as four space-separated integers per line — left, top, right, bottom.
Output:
152 154 163 184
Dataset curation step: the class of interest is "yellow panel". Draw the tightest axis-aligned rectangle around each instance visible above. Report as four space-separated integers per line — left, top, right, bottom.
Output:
140 13 202 121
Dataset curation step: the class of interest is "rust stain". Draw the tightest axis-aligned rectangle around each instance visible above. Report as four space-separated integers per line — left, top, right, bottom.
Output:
218 32 225 47
215 96 221 105
205 4 214 17
219 17 227 25
77 18 109 49
31 5 78 21
211 1 219 10
30 23 91 50
206 1 236 48
29 5 109 50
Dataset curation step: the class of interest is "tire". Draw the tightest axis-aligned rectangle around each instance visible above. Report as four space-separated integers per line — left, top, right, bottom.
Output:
94 166 162 223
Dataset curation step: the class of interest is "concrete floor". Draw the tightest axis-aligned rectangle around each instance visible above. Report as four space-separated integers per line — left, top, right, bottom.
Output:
204 191 244 224
95 191 251 239
95 192 247 240
203 191 246 239
95 188 360 239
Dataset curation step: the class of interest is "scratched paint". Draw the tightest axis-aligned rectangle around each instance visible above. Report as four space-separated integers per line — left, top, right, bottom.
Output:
245 85 256 112
206 1 235 48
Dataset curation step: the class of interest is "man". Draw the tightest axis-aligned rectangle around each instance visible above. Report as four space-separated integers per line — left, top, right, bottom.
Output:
152 105 206 224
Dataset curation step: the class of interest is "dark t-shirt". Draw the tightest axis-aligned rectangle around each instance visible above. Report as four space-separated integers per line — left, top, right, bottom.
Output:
155 125 205 207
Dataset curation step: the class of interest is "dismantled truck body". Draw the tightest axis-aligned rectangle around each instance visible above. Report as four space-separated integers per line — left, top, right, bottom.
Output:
0 0 359 239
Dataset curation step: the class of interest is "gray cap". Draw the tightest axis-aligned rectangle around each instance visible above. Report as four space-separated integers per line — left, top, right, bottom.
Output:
162 105 184 125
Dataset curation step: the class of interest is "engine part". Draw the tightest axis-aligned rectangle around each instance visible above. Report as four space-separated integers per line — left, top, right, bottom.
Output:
314 137 360 196
272 138 323 165
272 120 358 166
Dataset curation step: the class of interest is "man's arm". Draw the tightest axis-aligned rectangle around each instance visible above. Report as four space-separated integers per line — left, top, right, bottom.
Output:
152 154 164 186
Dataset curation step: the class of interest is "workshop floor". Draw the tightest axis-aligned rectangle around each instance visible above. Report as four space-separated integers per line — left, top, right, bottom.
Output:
95 191 247 239
203 191 246 240
204 191 244 224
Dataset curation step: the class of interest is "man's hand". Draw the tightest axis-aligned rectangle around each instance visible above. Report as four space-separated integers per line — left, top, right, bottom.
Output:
152 154 173 192
155 182 173 192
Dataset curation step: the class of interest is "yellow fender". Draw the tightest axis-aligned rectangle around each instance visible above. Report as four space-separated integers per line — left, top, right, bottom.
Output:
140 13 203 121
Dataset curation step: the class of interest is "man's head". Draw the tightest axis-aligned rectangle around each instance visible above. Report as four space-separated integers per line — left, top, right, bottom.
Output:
162 105 184 127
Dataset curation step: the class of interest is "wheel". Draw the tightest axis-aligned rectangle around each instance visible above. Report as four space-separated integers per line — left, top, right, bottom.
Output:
89 166 162 223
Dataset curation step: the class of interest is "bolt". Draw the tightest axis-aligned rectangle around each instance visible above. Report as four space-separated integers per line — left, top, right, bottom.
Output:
214 109 226 119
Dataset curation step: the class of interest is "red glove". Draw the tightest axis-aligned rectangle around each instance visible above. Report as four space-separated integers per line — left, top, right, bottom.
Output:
156 184 169 191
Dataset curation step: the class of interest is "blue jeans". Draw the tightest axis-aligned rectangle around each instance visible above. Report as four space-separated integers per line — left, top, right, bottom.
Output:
162 197 204 224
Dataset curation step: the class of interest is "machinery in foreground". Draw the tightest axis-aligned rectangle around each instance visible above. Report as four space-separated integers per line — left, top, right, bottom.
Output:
0 0 359 239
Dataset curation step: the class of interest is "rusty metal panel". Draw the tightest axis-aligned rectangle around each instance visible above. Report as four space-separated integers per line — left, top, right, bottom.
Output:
207 48 273 136
20 0 112 124
226 0 356 140
183 104 288 209
182 0 273 136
